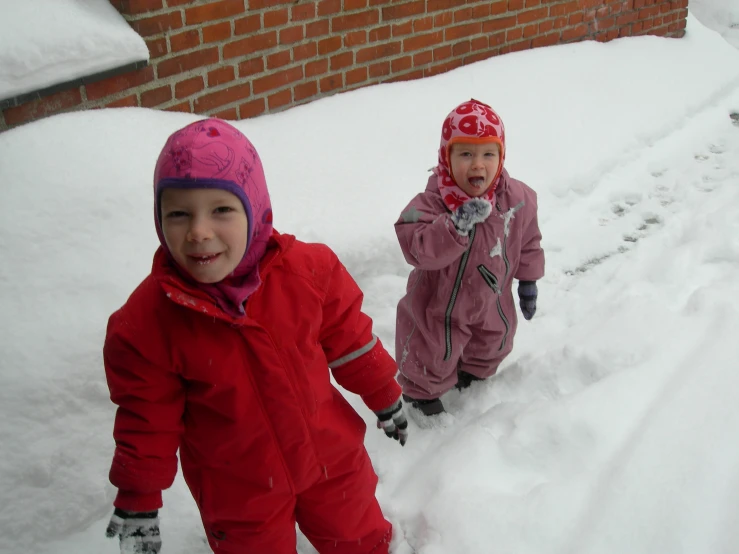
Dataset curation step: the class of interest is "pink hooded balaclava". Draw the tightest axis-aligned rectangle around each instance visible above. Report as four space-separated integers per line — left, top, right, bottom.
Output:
435 99 506 211
153 118 273 317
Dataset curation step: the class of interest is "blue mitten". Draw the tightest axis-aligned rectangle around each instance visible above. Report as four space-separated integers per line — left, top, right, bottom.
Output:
375 398 409 446
105 508 162 553
518 280 538 320
450 198 492 236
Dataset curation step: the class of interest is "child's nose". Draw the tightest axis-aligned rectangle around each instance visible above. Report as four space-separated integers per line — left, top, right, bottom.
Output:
187 217 213 242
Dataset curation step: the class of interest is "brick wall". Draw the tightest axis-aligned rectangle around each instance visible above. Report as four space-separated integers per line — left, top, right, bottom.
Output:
0 0 688 131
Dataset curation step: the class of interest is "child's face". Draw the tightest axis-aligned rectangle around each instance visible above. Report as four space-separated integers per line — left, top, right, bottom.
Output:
449 142 501 197
160 188 248 283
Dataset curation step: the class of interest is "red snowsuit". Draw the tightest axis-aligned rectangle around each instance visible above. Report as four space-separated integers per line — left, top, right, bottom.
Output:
104 231 401 553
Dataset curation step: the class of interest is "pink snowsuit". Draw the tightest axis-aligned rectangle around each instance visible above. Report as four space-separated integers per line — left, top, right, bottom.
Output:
395 100 545 400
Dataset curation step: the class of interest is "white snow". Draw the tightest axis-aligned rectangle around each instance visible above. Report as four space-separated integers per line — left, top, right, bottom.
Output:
690 0 739 48
2 11 739 554
0 0 149 102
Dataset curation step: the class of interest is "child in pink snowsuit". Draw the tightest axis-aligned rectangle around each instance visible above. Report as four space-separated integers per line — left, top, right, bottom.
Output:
395 99 545 415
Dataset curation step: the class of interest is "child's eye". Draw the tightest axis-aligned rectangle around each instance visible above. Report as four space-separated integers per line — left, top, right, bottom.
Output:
165 210 188 218
214 206 235 214
485 152 498 157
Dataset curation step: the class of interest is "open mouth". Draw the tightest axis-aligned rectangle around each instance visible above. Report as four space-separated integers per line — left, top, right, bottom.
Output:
189 253 221 265
468 176 486 188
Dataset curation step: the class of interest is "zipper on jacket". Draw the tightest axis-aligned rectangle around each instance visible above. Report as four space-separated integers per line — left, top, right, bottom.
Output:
477 265 510 352
444 226 476 361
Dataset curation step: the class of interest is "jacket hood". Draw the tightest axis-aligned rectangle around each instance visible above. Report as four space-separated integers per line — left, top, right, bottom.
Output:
152 118 273 316
434 99 507 211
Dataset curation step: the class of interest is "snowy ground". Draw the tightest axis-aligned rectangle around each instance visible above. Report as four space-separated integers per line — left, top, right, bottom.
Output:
0 0 148 101
690 0 739 48
2 13 739 554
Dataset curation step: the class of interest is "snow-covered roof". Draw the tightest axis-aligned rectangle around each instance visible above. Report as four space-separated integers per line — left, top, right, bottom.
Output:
0 0 149 104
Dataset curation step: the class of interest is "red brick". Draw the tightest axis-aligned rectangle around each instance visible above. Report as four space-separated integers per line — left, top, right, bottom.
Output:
414 16 434 32
507 27 523 40
305 59 329 77
532 31 560 45
596 16 616 29
491 1 507 15
508 0 524 10
523 23 537 37
369 26 392 41
318 0 341 15
434 12 453 27
194 83 251 111
106 94 139 108
472 4 491 18
549 1 579 16
117 0 164 15
157 48 219 78
464 50 498 64
391 55 413 72
203 22 232 43
344 31 367 47
483 15 517 31
307 20 330 38
413 50 433 66
175 76 205 99
249 0 294 8
141 84 172 107
330 51 354 70
445 22 481 40
392 21 413 37
167 0 197 6
239 98 265 118
356 41 402 62
427 0 464 12
280 26 305 44
345 0 368 9
433 44 452 61
252 66 304 94
331 10 380 31
208 65 236 86
292 3 316 20
213 107 238 119
617 11 638 24
294 81 318 101
539 19 555 32
525 0 541 6
234 14 261 35
454 7 473 22
267 50 292 69
318 36 342 54
165 101 192 113
293 42 318 61
185 0 245 25
265 8 289 27
568 12 584 24
403 31 443 52
368 61 390 77
131 11 183 36
170 29 200 52
382 1 425 20
86 66 154 100
223 32 277 59
489 32 505 45
145 37 168 58
238 57 266 77
517 6 548 23
452 39 472 55
346 66 368 86
3 88 82 126
320 73 343 93
268 89 292 109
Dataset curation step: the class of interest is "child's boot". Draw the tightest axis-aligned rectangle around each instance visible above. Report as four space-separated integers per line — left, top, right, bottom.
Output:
402 394 445 416
455 370 485 391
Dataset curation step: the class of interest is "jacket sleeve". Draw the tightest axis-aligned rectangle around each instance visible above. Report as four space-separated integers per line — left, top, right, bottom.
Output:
104 306 185 512
395 193 469 271
515 189 545 281
318 250 401 412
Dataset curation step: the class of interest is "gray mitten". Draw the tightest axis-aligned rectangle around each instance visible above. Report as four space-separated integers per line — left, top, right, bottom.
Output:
450 198 492 236
375 398 409 446
105 508 162 553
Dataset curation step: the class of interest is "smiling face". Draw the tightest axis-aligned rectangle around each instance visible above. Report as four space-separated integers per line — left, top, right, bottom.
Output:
449 142 501 198
160 188 249 283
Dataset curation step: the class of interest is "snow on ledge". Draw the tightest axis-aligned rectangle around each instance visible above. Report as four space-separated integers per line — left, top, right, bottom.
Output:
0 0 149 103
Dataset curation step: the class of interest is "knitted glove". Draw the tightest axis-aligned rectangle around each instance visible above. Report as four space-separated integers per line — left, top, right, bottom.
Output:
450 198 493 236
105 508 162 553
375 398 409 446
518 280 538 320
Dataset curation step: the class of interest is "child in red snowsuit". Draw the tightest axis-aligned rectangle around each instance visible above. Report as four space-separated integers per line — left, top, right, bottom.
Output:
103 119 408 554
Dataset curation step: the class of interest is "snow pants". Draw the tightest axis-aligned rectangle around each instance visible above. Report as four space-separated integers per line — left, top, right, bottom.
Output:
198 447 392 554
